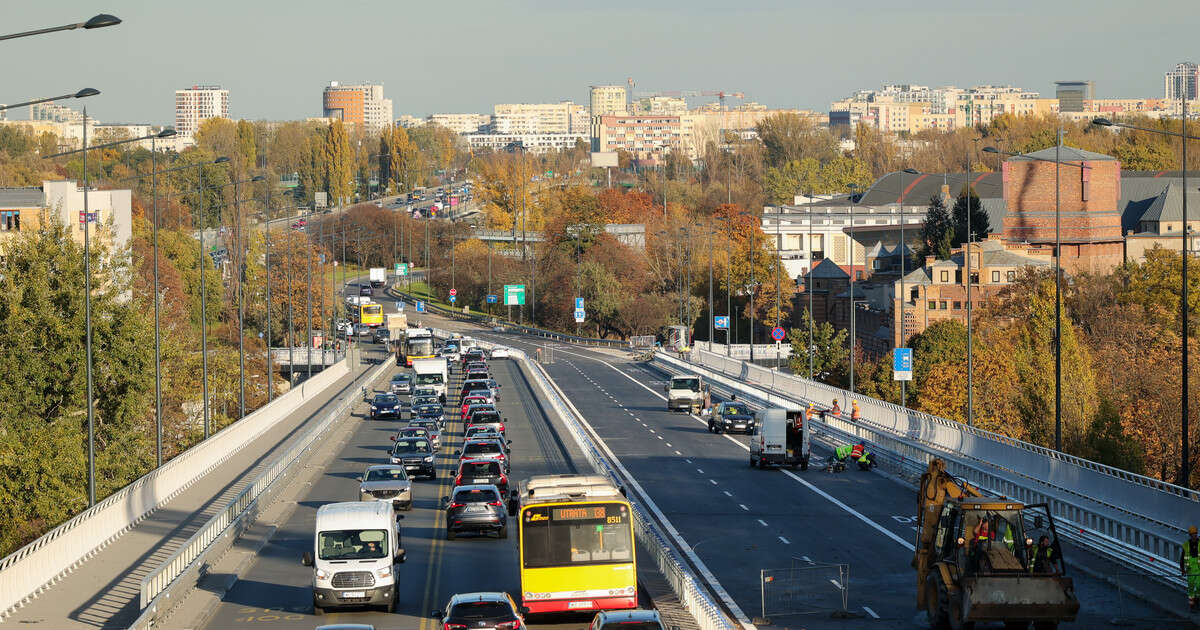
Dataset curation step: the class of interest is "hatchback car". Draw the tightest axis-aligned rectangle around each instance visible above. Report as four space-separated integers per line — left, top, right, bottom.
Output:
371 393 403 420
389 373 413 395
454 458 509 494
439 346 460 362
588 609 667 630
466 411 505 437
460 380 496 401
389 436 435 478
464 426 503 442
407 419 441 449
357 464 412 510
359 285 373 297
708 401 755 434
441 487 509 540
460 394 490 418
489 346 511 359
371 328 390 344
457 438 510 472
412 386 439 400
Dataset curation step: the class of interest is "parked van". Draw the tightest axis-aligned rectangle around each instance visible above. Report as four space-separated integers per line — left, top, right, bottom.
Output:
302 501 405 614
749 408 809 470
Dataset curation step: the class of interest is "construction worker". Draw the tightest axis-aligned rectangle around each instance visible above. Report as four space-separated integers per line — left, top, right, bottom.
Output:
1183 525 1200 609
1031 535 1061 574
851 400 861 421
969 518 992 573
830 398 842 417
805 403 816 424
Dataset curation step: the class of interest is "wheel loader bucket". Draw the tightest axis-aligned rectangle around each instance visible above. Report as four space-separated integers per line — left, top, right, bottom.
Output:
962 575 1080 623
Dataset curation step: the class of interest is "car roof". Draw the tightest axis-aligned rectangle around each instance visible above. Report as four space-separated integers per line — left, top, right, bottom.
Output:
597 610 662 623
364 464 405 472
460 458 502 466
448 591 509 605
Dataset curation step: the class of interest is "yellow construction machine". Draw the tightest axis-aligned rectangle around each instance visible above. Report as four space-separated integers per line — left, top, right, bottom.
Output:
913 459 1080 630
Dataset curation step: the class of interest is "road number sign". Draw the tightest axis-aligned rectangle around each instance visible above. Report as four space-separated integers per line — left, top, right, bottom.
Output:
486 294 498 303
574 308 586 323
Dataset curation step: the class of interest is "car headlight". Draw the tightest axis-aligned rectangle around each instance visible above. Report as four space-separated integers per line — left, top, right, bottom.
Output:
423 456 433 462
371 406 378 410
376 565 392 579
315 568 329 580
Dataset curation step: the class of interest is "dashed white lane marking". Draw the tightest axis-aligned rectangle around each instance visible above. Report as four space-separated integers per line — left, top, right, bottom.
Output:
696 468 704 474
757 519 768 527
723 491 732 497
739 504 749 511
649 429 656 433
778 536 791 544
801 555 813 564
674 450 682 455
657 435 663 440
685 459 692 464
665 442 672 447
862 606 879 619
709 479 717 485
829 579 844 590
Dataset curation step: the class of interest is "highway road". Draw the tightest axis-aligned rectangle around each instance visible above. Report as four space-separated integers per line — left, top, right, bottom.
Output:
451 324 1187 629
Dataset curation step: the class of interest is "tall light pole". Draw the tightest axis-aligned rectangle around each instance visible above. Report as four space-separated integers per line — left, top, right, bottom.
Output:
983 146 1090 452
897 168 921 408
774 204 782 368
965 140 978 427
236 175 267 419
0 13 119 41
847 184 860 392
1093 114 1196 484
0 87 100 114
708 227 715 350
748 211 757 363
807 191 815 380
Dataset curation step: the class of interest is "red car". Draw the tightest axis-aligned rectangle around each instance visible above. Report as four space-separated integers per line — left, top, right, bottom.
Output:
461 395 490 418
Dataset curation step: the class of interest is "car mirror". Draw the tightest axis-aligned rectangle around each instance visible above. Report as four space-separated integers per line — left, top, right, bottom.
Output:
301 551 313 566
390 436 396 441
396 513 405 521
442 496 450 503
355 476 362 482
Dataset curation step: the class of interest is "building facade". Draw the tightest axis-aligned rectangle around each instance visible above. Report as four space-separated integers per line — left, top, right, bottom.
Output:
589 85 627 117
0 181 132 264
1165 62 1199 101
492 102 577 134
428 113 490 134
464 132 587 154
593 115 682 162
1054 81 1094 113
175 85 229 139
322 82 393 131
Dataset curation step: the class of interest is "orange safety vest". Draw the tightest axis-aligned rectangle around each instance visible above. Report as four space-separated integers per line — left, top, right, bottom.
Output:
851 403 861 419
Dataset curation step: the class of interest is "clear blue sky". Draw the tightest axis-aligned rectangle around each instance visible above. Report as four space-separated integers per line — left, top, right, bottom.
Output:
4 1 1193 125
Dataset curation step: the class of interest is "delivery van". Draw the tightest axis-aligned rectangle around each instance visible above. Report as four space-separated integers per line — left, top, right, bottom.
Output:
302 501 405 614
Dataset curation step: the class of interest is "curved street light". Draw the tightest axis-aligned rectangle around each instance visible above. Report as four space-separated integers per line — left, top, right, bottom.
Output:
0 13 120 42
0 87 99 113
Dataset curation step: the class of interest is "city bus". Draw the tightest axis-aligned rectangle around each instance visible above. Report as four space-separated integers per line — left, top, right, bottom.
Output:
399 328 435 367
515 475 637 614
356 302 384 327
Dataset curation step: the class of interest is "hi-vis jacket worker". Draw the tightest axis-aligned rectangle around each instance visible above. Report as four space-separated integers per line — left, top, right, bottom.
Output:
851 400 861 421
1183 525 1200 610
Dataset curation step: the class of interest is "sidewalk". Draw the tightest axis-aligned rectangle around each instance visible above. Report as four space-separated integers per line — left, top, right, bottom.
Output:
3 348 388 629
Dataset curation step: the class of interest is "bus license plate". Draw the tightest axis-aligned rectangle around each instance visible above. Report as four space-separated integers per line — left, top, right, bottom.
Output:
342 591 365 598
568 601 592 609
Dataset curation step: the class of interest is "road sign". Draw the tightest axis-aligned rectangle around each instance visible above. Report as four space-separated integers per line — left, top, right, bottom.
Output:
714 316 729 330
416 301 426 313
575 297 584 310
893 348 913 381
449 295 457 304
504 284 526 306
771 326 786 342
574 308 586 323
396 301 404 312
486 294 498 303
395 262 408 276
449 288 457 296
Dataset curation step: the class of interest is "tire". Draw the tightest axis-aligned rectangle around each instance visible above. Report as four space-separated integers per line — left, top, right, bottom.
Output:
750 456 758 468
714 426 723 434
800 459 809 471
446 528 456 540
499 525 508 539
383 596 396 614
313 603 324 616
926 575 949 630
1032 624 1057 630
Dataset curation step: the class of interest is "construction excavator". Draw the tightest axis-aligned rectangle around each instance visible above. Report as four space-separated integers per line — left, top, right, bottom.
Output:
913 459 1080 630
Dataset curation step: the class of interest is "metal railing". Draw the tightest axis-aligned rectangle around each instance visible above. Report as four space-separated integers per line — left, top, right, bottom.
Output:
493 343 736 630
129 355 393 628
654 351 1191 594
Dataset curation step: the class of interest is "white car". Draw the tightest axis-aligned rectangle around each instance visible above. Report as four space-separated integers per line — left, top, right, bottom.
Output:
439 346 460 362
489 347 510 359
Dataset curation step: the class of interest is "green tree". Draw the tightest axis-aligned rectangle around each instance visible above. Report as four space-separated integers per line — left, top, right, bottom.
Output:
235 119 257 169
952 187 990 247
323 120 353 206
755 112 836 168
788 310 848 382
763 158 819 204
918 194 953 260
1086 397 1146 473
817 155 873 193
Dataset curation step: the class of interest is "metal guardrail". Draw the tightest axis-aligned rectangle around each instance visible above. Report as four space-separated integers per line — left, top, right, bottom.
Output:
129 355 393 629
505 344 737 630
654 352 1190 595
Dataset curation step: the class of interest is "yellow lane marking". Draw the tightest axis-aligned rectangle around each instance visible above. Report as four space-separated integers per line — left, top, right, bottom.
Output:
418 372 465 630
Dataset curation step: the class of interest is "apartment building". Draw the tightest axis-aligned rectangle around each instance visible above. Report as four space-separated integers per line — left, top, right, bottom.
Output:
492 102 577 134
632 96 687 114
29 102 84 124
428 113 490 134
1165 62 1199 101
322 82 393 131
589 85 627 117
175 85 229 139
0 180 132 264
1055 81 1094 113
593 115 682 162
831 84 1056 131
464 132 587 154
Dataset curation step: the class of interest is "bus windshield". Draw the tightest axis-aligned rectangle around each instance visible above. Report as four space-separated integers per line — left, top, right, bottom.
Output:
317 528 388 560
362 304 382 316
406 338 434 356
522 503 633 568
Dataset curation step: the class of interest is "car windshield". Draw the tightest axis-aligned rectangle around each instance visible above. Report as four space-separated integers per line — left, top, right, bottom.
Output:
317 529 388 560
463 381 488 391
374 395 398 404
415 404 441 414
365 468 408 482
723 404 750 416
400 428 428 437
391 375 411 383
415 373 443 385
602 623 663 630
392 439 430 453
450 601 511 619
462 461 501 476
464 442 502 456
671 378 700 392
453 488 500 503
472 413 501 423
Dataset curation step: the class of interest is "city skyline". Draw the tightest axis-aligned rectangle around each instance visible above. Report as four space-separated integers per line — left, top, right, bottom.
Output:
5 1 1198 125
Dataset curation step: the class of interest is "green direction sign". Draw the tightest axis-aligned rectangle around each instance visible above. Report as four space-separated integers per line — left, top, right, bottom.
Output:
395 262 409 276
503 284 526 306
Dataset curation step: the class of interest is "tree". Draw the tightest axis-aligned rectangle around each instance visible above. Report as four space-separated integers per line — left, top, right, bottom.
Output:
756 113 836 168
918 194 953 261
952 187 990 247
235 119 257 169
322 120 353 206
763 158 820 204
788 310 848 382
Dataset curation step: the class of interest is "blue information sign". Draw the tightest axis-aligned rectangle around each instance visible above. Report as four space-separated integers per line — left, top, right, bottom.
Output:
486 294 498 303
415 301 426 313
714 315 729 330
575 297 585 310
449 295 457 304
893 347 913 381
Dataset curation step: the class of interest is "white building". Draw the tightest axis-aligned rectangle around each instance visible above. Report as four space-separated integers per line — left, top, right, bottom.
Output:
589 85 627 117
175 85 229 140
464 132 587 154
492 102 581 134
1166 62 1199 101
427 113 491 134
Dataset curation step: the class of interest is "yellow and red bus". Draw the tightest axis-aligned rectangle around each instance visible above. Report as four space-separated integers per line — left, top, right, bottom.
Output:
517 475 637 614
399 328 435 367
356 302 383 327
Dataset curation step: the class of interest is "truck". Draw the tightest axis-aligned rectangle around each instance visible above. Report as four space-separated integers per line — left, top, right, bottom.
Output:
914 459 1079 630
664 374 706 413
412 357 448 403
386 312 407 339
748 408 809 469
302 501 404 614
369 267 386 288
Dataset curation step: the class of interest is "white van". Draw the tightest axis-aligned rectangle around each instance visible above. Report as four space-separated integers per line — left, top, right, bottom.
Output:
302 501 405 614
749 408 809 470
412 357 448 403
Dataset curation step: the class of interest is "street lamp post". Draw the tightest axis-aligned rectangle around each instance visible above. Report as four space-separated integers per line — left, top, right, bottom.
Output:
898 168 921 408
807 191 814 380
708 227 715 351
847 184 860 392
849 299 869 392
0 13 120 41
236 176 266 420
748 211 757 362
0 87 100 114
983 145 1090 452
1093 114 1196 484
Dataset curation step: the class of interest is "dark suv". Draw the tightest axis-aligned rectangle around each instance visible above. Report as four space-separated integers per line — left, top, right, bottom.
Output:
434 592 525 630
454 459 509 494
442 485 508 539
389 436 435 478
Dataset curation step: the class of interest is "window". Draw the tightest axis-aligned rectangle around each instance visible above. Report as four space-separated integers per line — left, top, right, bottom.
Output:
1007 270 1016 282
928 301 937 310
940 270 949 282
910 287 919 301
855 271 863 280
940 301 948 310
955 270 962 284
0 211 18 231
991 270 1001 282
953 301 962 309
970 272 979 284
